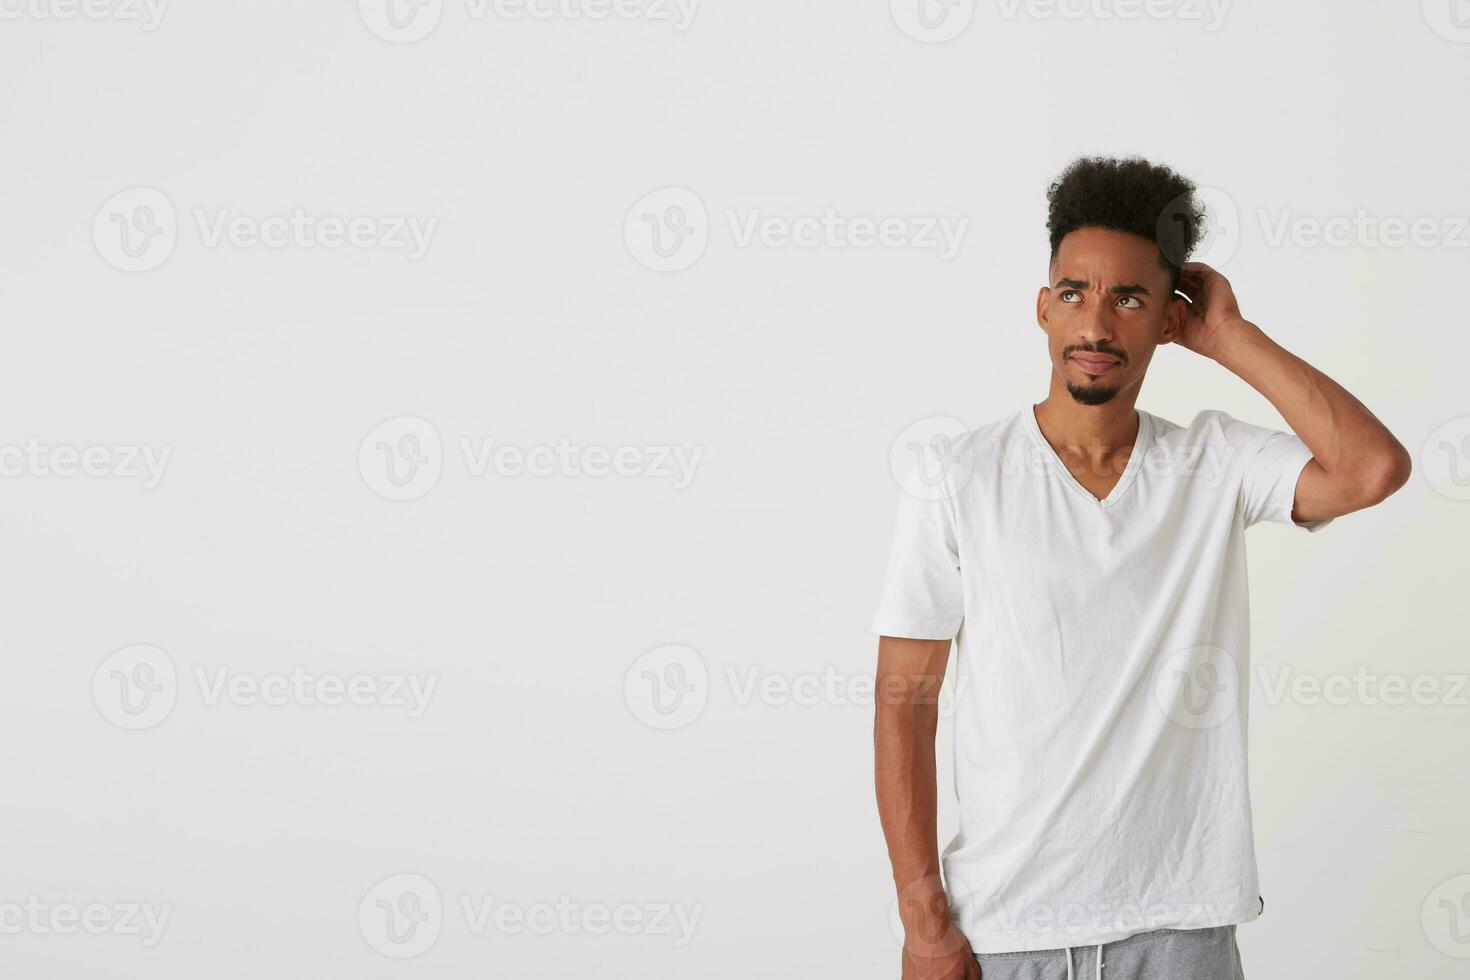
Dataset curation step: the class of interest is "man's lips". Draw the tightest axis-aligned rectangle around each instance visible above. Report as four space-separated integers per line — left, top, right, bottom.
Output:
1070 353 1120 374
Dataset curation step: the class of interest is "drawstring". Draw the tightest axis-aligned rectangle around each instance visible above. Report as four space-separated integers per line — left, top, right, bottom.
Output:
1063 944 1105 980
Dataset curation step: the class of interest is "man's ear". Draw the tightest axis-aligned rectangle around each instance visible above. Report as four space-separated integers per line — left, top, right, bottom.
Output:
1036 285 1051 332
1160 292 1187 344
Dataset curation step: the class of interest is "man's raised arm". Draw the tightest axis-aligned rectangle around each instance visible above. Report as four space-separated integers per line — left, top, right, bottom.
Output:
1176 261 1413 525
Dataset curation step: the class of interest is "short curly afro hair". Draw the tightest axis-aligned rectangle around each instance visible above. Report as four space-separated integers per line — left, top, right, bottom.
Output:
1046 155 1203 287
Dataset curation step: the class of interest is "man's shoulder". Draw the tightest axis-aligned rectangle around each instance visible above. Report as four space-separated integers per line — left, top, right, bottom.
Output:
1146 407 1237 446
1148 408 1286 454
893 410 1028 499
1146 409 1285 484
946 409 1032 468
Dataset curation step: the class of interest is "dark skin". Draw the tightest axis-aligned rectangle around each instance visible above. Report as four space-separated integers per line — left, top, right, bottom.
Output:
877 224 1411 979
1031 226 1409 514
1029 225 1187 500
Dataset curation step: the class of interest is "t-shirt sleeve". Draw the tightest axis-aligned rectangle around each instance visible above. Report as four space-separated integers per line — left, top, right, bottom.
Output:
870 450 965 640
1216 411 1333 533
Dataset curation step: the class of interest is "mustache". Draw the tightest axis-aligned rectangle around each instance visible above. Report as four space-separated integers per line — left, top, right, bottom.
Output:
1064 343 1128 363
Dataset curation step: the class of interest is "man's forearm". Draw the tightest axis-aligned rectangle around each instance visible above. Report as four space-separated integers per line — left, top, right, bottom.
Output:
876 698 945 919
876 689 978 977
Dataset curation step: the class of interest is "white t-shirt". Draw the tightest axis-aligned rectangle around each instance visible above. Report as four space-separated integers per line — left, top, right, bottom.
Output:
872 406 1329 953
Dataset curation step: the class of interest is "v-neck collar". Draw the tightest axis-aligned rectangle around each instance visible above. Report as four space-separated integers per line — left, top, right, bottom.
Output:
1023 403 1152 509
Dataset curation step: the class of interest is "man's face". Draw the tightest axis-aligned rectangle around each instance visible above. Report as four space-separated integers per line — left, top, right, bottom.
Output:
1036 227 1186 406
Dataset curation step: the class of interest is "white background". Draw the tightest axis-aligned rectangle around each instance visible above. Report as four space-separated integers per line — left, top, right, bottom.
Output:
1 1 1467 977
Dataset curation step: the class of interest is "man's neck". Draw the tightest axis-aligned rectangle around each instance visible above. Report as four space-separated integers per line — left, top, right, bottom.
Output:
1032 391 1142 473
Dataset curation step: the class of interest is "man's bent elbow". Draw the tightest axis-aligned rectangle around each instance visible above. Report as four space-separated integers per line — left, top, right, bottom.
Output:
1361 442 1413 507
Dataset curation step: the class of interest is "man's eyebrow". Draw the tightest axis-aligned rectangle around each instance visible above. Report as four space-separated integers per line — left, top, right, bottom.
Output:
1053 278 1152 296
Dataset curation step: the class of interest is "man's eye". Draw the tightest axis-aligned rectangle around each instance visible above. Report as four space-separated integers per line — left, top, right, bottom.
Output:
1117 295 1141 309
1060 290 1080 302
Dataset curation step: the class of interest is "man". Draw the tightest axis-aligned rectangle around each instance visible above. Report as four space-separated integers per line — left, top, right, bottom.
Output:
872 156 1410 980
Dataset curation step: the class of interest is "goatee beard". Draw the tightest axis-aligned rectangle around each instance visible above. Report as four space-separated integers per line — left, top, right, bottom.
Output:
1066 381 1121 406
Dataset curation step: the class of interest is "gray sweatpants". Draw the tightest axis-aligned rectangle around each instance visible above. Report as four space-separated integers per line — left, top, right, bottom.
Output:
974 925 1244 980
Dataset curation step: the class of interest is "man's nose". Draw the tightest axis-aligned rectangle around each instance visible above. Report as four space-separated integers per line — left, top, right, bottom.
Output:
1077 297 1116 343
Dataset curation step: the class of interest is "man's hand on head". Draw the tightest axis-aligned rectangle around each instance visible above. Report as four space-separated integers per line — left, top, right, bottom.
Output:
1174 261 1254 359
